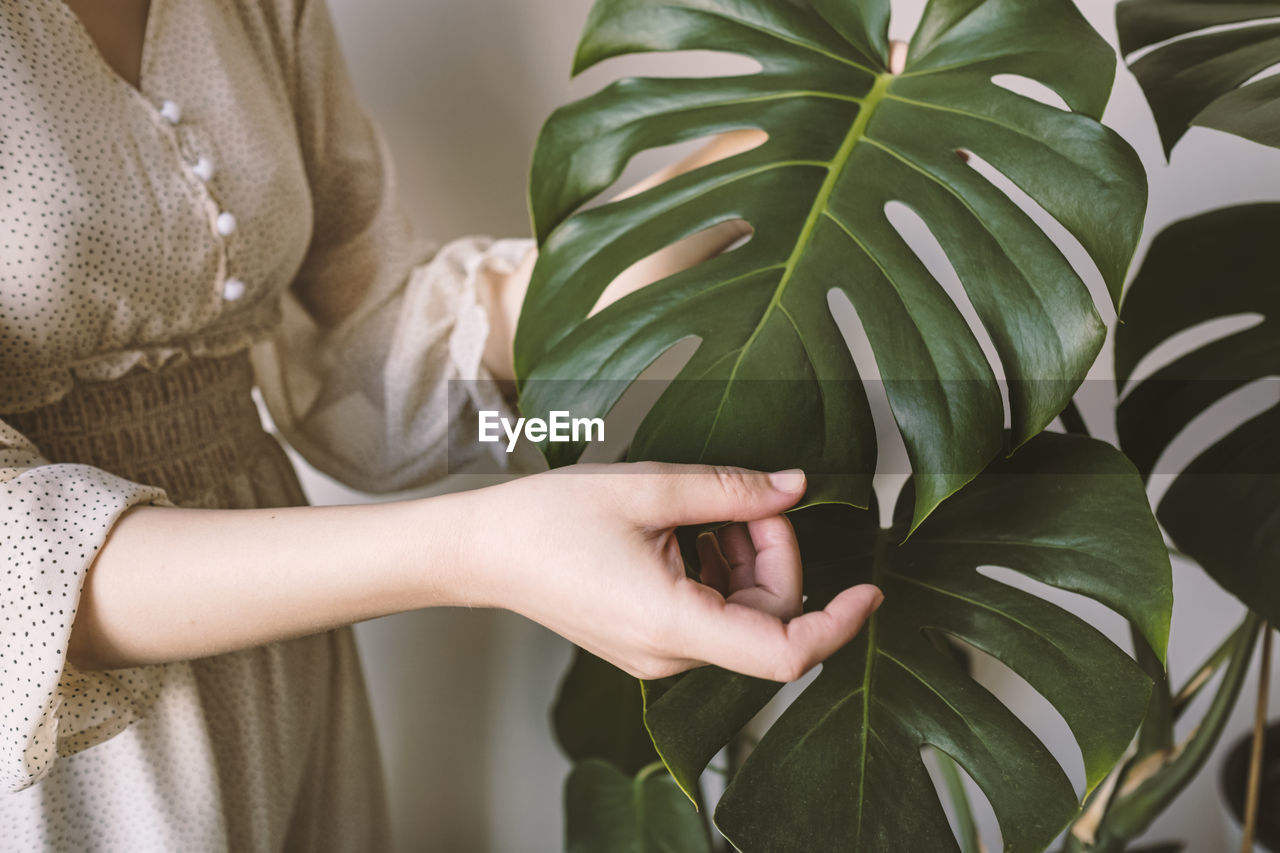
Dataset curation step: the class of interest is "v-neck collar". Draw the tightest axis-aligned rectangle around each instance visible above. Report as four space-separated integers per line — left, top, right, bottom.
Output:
53 0 162 100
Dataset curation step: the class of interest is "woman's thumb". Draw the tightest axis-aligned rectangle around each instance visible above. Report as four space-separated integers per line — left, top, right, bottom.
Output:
636 464 807 527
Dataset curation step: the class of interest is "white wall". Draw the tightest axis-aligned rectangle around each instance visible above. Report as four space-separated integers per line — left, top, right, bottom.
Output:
296 1 1280 849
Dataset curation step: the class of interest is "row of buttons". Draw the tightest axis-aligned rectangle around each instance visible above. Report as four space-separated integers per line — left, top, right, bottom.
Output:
160 99 244 302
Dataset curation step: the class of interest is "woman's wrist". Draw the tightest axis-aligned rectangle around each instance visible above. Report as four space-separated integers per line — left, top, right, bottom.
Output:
418 482 529 614
477 247 536 387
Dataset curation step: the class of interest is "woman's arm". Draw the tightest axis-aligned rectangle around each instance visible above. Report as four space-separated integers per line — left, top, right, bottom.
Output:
69 464 882 682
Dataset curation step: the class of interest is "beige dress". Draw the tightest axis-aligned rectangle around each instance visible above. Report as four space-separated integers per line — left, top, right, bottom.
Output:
0 0 529 848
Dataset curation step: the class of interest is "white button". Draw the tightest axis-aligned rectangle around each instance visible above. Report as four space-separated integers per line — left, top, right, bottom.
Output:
192 156 215 182
159 99 182 124
215 212 237 236
222 278 246 301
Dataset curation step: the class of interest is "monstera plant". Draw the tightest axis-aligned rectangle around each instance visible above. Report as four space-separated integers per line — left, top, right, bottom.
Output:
1117 0 1280 154
509 0 1273 850
1047 4 1280 849
1057 206 1278 853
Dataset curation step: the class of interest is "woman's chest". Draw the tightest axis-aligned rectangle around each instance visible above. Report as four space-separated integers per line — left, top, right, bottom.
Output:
0 0 313 375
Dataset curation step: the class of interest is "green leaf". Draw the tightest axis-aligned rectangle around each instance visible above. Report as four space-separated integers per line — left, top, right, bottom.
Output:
1117 0 1280 154
565 760 711 853
516 0 1147 530
643 432 1171 852
1116 203 1280 623
554 649 660 776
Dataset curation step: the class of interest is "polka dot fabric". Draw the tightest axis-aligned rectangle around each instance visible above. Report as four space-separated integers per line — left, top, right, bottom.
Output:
1 0 530 847
0 453 167 790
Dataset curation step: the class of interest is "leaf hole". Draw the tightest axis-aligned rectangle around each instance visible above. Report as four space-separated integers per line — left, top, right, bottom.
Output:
883 200 1012 427
881 201 1002 362
1142 376 1278 508
1243 62 1280 86
1125 16 1280 63
963 151 1113 323
920 744 1000 851
932 623 1091 797
975 566 1133 655
826 289 907 526
575 51 763 90
588 220 754 319
990 74 1070 111
1119 313 1265 397
582 130 771 218
575 337 703 464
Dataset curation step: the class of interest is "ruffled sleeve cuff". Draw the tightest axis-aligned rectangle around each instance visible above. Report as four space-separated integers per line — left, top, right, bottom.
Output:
1 462 169 792
434 235 538 469
253 234 542 495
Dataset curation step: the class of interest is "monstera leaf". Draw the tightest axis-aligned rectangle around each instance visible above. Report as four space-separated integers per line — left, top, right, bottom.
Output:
641 432 1171 852
515 0 1147 529
1117 0 1280 154
1116 204 1280 623
554 649 660 776
566 760 712 853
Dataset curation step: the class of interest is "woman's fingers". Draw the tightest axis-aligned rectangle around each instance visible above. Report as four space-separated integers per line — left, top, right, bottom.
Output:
696 531 731 595
712 517 803 620
889 39 908 75
746 515 802 612
717 522 757 594
631 464 807 528
675 581 884 682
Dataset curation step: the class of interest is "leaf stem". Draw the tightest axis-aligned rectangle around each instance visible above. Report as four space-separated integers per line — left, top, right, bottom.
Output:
1058 399 1090 436
1087 612 1263 850
1241 624 1272 853
938 753 982 853
1173 625 1243 721
1132 624 1175 757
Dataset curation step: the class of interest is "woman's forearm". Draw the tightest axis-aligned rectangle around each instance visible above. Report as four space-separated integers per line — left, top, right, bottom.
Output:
66 463 882 684
67 494 473 670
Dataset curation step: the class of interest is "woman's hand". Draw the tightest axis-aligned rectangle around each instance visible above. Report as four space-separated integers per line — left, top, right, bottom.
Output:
70 461 878 681
455 463 882 682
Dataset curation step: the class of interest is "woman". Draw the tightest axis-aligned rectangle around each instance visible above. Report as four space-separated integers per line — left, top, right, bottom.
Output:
0 0 883 848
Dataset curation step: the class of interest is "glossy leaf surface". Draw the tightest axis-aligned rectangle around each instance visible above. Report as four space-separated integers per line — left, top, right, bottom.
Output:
553 648 660 775
516 0 1147 528
1118 0 1280 153
642 433 1171 852
1116 204 1280 623
565 760 711 853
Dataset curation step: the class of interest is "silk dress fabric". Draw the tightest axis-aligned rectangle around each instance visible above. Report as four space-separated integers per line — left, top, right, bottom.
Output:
0 0 531 848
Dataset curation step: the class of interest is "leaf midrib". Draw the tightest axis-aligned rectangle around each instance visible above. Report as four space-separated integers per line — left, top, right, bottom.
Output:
696 70 896 461
853 533 890 841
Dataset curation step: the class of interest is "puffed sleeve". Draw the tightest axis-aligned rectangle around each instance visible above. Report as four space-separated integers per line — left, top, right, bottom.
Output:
250 0 535 493
1 420 169 792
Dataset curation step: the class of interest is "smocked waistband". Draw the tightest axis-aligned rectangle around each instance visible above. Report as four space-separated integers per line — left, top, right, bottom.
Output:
3 351 291 506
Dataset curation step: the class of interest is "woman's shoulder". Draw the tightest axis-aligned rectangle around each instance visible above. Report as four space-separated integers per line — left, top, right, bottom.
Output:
224 0 339 73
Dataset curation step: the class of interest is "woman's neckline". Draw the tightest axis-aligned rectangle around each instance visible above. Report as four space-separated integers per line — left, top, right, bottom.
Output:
54 0 161 98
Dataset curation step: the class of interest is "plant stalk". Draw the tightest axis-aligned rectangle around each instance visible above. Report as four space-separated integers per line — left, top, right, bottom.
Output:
937 753 982 853
1173 625 1242 721
1058 399 1090 436
1241 624 1272 853
1084 612 1263 851
1132 625 1175 757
